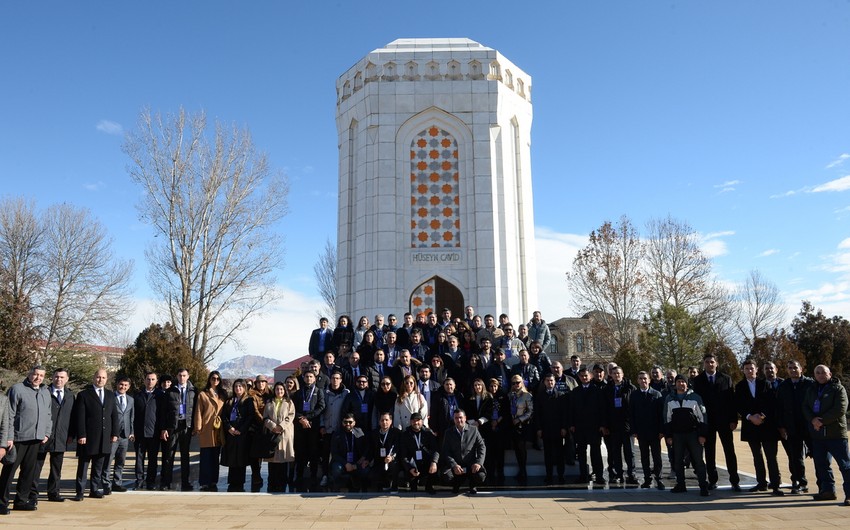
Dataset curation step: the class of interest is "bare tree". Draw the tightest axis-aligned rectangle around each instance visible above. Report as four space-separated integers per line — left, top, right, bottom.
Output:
0 198 132 364
124 108 289 364
0 197 46 304
737 269 787 345
566 216 646 350
645 215 733 341
313 238 336 321
39 204 133 354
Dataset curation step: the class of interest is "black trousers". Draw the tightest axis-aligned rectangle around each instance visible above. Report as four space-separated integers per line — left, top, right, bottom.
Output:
748 438 781 488
541 433 565 479
672 432 707 488
76 452 109 495
704 426 740 486
442 467 485 490
137 436 159 487
161 421 191 487
32 450 65 500
0 440 40 507
782 435 809 487
574 430 603 481
636 435 662 480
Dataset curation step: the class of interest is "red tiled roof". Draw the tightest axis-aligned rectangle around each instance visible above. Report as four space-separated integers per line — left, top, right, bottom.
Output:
273 354 312 371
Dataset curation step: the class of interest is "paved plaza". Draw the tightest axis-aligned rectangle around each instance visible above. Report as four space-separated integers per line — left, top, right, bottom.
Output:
2 433 846 529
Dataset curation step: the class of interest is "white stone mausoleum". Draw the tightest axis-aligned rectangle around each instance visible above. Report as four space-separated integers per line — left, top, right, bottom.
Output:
335 38 538 321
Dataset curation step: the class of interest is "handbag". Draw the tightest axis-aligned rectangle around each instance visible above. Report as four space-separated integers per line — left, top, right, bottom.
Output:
249 428 281 459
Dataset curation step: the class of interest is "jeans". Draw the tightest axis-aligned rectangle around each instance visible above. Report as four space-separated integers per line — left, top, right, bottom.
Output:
811 438 850 498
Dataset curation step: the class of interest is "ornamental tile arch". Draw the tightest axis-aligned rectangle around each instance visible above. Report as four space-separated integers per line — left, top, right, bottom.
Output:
410 126 460 249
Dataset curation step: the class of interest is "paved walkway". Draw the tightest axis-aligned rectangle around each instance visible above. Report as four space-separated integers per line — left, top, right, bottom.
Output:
3 431 846 529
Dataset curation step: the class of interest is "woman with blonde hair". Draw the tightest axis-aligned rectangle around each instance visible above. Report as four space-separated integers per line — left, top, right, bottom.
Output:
264 381 296 492
508 375 534 484
393 375 428 430
193 371 228 491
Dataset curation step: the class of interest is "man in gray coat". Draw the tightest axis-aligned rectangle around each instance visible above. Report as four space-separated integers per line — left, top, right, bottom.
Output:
440 409 486 495
108 376 134 493
33 368 75 503
0 366 52 512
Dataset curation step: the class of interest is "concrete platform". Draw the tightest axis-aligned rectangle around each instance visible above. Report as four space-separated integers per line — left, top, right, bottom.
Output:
2 430 846 528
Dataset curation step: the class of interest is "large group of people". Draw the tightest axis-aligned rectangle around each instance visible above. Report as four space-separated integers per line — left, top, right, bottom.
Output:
0 306 848 512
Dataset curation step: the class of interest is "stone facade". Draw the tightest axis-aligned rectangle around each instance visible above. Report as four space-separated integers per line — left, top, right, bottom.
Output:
335 38 538 321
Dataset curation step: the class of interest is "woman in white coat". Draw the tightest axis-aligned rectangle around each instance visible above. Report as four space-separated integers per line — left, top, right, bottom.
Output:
393 375 428 430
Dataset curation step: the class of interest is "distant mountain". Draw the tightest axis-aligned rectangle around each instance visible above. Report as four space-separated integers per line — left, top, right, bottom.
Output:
215 355 281 380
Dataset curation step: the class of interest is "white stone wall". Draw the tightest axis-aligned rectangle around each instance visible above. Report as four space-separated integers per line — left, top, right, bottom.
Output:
335 38 538 323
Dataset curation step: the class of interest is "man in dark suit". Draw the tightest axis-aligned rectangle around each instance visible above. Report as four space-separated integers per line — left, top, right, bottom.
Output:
344 374 376 434
570 368 605 487
107 376 135 493
308 317 333 360
440 408 486 495
160 368 196 491
736 358 783 495
133 372 161 490
33 368 75 503
691 353 741 491
776 359 814 494
72 369 119 500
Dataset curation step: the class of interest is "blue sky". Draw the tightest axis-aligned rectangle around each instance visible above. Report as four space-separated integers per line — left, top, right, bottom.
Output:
1 1 848 364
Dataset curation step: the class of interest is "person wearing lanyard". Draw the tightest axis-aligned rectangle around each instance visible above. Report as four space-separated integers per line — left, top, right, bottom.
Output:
329 413 370 492
293 371 326 492
601 366 637 486
400 412 438 494
160 368 196 491
220 379 253 492
344 375 375 434
803 364 850 505
433 378 462 440
370 412 401 491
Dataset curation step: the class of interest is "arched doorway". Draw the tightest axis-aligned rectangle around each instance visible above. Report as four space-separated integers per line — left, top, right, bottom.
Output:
409 277 464 318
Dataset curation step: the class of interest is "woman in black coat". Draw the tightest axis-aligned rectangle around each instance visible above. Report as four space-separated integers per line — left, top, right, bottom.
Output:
220 379 254 492
331 315 355 353
485 378 510 484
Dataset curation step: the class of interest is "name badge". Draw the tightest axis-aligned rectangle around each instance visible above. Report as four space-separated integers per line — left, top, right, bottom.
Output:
303 403 310 412
380 448 387 457
415 450 423 461
614 398 622 408
346 452 354 463
361 403 369 413
491 408 499 420
813 399 821 413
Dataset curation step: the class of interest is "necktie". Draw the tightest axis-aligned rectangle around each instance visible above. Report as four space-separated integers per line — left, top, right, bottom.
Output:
709 375 714 384
55 389 62 403
97 388 103 403
119 395 125 411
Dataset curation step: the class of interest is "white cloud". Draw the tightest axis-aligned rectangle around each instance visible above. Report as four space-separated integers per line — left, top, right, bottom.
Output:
96 119 124 136
757 249 779 257
714 180 741 193
534 227 586 320
84 181 105 191
770 174 850 198
812 175 850 193
770 189 802 199
123 286 326 367
826 153 850 169
699 231 734 258
839 238 850 250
